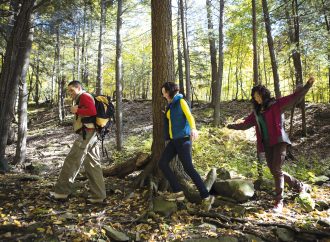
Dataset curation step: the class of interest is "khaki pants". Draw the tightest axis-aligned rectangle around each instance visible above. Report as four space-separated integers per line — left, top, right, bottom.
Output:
54 131 106 199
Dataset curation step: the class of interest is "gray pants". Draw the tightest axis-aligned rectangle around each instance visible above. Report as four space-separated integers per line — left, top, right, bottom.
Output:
54 131 106 199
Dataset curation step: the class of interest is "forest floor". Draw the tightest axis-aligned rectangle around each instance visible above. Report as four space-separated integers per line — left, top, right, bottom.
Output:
1 100 330 242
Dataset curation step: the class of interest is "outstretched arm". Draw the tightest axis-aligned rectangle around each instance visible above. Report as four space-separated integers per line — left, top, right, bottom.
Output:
227 112 255 130
278 77 315 112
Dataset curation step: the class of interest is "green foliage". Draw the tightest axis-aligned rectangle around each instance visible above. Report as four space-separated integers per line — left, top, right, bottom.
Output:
109 133 152 164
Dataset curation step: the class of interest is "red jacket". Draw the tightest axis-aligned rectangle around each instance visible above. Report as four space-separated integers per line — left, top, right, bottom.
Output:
229 82 312 153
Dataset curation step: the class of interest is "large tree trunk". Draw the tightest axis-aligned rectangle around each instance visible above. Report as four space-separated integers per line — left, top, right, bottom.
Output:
321 0 330 103
176 2 184 95
81 2 87 86
14 27 33 165
116 0 123 151
206 0 218 107
261 0 281 98
252 0 259 85
179 0 191 104
213 0 224 126
136 0 176 186
96 0 106 95
0 0 35 172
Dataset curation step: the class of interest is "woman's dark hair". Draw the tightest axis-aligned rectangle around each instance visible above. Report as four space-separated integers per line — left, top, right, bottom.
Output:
68 80 82 88
251 84 275 113
161 82 179 98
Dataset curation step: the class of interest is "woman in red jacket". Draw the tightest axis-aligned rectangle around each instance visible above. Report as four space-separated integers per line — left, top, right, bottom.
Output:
227 77 315 213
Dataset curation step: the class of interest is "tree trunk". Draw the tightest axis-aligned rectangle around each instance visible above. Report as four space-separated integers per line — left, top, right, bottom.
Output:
116 0 123 151
0 0 35 171
81 2 87 86
56 25 63 124
34 48 40 106
206 0 218 107
321 0 330 102
177 1 184 95
213 0 224 126
285 0 306 136
252 0 258 85
14 27 33 165
179 0 191 104
96 0 106 95
149 0 175 177
261 0 281 98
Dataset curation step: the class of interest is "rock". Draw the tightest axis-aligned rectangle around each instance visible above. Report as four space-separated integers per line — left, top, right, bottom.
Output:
245 234 264 242
313 175 329 185
254 178 274 191
275 228 295 242
184 237 238 242
153 197 177 217
295 233 318 242
317 217 330 227
213 179 255 202
103 226 129 241
315 200 329 211
216 168 231 180
198 223 217 231
295 192 315 212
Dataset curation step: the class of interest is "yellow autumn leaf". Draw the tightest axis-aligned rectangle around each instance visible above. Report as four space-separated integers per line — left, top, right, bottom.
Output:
14 220 21 226
37 228 45 232
53 220 63 225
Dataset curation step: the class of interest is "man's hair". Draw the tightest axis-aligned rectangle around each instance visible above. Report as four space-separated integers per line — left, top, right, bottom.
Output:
68 80 82 88
251 84 275 114
161 82 179 98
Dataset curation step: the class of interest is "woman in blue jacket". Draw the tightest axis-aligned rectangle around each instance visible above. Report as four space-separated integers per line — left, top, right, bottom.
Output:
159 82 214 211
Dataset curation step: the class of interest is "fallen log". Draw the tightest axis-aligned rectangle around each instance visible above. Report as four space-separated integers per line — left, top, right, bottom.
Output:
103 152 150 178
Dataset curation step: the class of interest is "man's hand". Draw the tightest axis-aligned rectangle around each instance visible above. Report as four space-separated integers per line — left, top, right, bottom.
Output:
70 105 78 114
307 77 315 86
191 129 199 141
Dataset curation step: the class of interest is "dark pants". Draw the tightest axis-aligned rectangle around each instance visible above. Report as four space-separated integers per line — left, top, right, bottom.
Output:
265 142 303 202
158 137 209 199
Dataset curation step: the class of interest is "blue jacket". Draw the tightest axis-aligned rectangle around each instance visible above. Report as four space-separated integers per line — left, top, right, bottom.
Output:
164 94 195 140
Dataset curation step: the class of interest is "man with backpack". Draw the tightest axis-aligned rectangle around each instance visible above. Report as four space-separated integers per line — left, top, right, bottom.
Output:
50 80 106 203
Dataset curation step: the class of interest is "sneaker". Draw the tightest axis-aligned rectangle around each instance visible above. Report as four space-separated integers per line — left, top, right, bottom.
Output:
272 200 283 213
201 195 215 212
165 191 185 202
299 184 311 194
86 198 104 204
49 191 68 199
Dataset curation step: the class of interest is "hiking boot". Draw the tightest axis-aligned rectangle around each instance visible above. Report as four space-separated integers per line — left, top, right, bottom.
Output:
299 184 311 194
49 191 68 200
272 200 283 213
201 195 215 212
86 198 104 204
165 191 185 202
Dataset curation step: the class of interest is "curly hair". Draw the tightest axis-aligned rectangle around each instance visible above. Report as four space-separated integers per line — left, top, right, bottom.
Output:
251 85 275 114
161 82 179 98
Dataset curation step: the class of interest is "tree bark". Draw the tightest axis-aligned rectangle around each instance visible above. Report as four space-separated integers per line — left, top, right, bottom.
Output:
0 0 36 171
261 0 281 98
206 0 218 107
252 0 259 85
176 1 184 95
55 25 63 124
14 27 33 165
96 0 106 95
150 0 175 169
34 47 40 106
213 0 224 126
116 0 123 151
179 0 191 104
